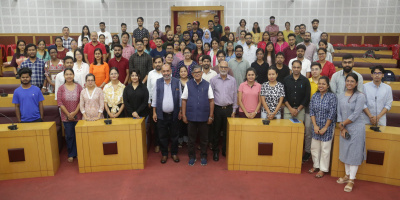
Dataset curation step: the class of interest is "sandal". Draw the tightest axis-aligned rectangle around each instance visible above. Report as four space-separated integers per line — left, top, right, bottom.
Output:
337 175 349 184
67 157 73 163
344 180 354 192
178 142 183 148
308 168 319 174
315 171 324 178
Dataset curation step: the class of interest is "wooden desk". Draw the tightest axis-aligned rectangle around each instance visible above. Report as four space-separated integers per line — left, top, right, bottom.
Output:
0 122 60 180
227 118 304 174
0 94 57 107
333 57 397 64
331 125 400 186
75 118 147 173
363 81 400 91
334 50 392 56
336 67 400 75
389 101 400 114
0 77 20 84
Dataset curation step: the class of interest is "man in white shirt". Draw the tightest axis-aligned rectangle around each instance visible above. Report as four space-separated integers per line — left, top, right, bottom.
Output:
242 33 257 64
147 56 163 104
54 56 75 100
310 19 323 46
288 44 311 78
201 55 217 82
97 22 112 46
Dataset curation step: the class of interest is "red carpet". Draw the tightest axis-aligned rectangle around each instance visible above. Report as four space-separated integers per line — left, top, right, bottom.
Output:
0 145 399 200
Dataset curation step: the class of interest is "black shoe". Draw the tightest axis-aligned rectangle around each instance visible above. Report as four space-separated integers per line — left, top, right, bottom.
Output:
213 152 219 161
222 151 226 157
302 152 311 162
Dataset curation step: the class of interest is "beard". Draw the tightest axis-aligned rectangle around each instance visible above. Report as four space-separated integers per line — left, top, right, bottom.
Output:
343 66 352 73
114 53 121 58
304 39 310 43
163 74 171 80
236 54 242 59
220 71 228 76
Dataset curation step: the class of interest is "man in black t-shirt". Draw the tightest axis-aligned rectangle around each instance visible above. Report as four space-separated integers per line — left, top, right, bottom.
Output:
272 52 290 83
220 26 230 47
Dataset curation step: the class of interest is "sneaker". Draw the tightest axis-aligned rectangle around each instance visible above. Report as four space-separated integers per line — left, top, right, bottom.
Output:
201 158 207 166
188 158 196 166
302 152 311 162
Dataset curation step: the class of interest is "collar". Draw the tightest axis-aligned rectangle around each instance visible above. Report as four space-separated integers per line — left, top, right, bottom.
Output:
217 74 230 80
193 78 203 85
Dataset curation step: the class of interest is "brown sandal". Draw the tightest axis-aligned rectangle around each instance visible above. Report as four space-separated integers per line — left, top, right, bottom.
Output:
344 180 354 192
308 168 319 174
337 175 349 184
315 171 324 178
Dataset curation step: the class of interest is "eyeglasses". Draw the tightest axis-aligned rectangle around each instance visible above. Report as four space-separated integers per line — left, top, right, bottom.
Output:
136 44 143 46
192 71 201 75
318 53 326 55
184 52 191 55
373 72 383 75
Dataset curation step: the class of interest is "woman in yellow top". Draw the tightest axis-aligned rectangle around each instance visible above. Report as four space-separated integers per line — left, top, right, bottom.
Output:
89 48 109 88
282 22 294 42
103 67 125 118
250 22 262 45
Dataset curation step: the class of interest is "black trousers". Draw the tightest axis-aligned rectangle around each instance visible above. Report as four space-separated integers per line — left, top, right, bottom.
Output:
149 110 159 146
188 121 208 159
212 105 233 154
157 113 178 156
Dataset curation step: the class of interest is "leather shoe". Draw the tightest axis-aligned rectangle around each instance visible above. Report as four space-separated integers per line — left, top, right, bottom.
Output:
161 156 168 164
213 152 219 161
222 151 226 157
171 155 180 163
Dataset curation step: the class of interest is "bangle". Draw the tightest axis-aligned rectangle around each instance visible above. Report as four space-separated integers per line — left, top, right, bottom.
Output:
209 117 213 120
42 86 47 89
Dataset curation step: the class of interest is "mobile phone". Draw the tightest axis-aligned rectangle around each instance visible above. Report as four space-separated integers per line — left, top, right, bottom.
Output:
345 132 351 140
262 119 270 125
290 118 301 123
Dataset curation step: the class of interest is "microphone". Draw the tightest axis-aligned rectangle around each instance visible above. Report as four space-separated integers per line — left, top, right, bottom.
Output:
0 89 8 97
104 110 112 125
370 96 381 132
0 113 18 130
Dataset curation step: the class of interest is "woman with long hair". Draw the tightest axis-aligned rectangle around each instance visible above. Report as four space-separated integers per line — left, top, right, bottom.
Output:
238 68 261 118
223 32 237 51
237 30 246 46
89 48 109 88
80 73 104 121
142 36 152 54
177 47 198 79
207 39 220 67
308 76 337 178
55 36 68 59
192 39 204 63
73 49 89 87
257 31 271 50
36 39 50 62
251 22 262 45
336 73 366 192
103 67 126 118
274 31 289 53
236 19 248 40
225 41 236 62
43 45 64 93
265 42 276 66
78 25 91 48
66 39 78 59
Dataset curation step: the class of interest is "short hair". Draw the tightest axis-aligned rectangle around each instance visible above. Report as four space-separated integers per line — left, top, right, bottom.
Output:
176 24 181 27
214 15 219 18
202 55 211 62
292 60 302 67
63 56 74 63
235 45 243 51
25 43 37 50
311 62 322 69
240 30 247 35
165 25 171 29
85 73 95 81
62 26 69 31
300 24 306 28
165 52 174 58
288 33 296 39
121 23 127 27
155 37 162 41
183 31 190 35
18 67 32 77
321 32 328 37
109 67 119 75
166 43 174 48
137 17 144 22
245 32 253 38
305 32 311 36
295 25 300 29
113 44 123 50
216 50 226 57
99 22 105 25
297 44 306 51
370 65 385 74
99 34 105 39
239 19 247 26
153 55 163 63
312 19 319 24
135 39 143 44
192 65 202 72
285 21 290 26
342 54 354 60
187 23 191 25
276 52 285 58
121 32 130 39
270 16 275 19
130 69 142 83
208 20 213 24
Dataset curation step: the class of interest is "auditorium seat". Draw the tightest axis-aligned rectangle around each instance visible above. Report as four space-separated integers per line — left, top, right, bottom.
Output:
387 113 400 127
0 105 64 152
361 74 400 81
334 53 392 59
332 61 397 68
0 84 20 94
393 90 400 101
334 46 390 51
2 71 15 77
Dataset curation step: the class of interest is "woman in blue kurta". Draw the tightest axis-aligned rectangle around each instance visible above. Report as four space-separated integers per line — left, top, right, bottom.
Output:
336 73 366 192
309 76 337 178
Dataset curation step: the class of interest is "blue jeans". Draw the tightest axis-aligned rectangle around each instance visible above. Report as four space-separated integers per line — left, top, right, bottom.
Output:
63 121 78 157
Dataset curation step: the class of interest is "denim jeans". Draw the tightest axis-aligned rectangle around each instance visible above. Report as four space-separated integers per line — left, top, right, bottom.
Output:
63 121 78 157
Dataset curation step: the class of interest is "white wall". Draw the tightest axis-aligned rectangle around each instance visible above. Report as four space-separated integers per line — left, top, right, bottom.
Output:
0 0 399 34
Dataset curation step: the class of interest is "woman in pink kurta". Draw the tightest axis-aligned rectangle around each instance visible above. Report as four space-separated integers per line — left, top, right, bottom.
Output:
80 74 104 121
274 31 289 54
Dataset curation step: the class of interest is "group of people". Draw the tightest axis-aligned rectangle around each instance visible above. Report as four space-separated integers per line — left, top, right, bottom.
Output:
8 15 394 193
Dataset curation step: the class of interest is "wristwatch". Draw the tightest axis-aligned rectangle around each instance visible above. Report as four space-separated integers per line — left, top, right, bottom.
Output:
42 86 47 89
209 117 213 120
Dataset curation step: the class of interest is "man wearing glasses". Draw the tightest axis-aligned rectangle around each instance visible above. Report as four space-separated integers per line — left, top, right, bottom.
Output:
363 65 393 126
242 33 257 63
128 39 152 84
